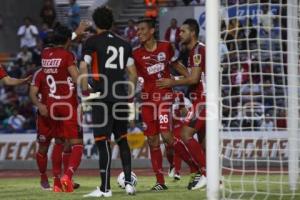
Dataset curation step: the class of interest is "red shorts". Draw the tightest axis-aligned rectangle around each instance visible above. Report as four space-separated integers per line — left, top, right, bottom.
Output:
49 102 82 139
184 99 206 131
36 114 53 144
141 100 172 136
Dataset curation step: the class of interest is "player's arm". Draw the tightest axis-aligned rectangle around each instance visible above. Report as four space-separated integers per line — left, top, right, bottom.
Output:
126 49 138 98
126 50 137 121
1 75 32 86
156 67 201 89
72 20 91 40
127 63 138 98
79 60 89 92
79 37 94 93
29 85 48 117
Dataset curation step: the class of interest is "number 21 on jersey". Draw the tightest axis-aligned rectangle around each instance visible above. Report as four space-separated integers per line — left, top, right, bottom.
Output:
105 45 124 69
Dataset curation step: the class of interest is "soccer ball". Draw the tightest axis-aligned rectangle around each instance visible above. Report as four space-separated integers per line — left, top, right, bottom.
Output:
117 171 137 189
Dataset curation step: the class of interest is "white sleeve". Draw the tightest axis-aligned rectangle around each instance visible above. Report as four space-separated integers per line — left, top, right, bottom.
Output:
126 57 135 67
84 55 92 65
17 26 25 36
31 25 39 35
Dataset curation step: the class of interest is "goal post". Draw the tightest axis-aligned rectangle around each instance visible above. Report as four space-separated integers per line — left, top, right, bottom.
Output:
206 0 220 200
206 0 300 199
287 0 299 192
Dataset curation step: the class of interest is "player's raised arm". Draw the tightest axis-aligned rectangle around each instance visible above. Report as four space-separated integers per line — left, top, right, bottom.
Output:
79 33 94 94
72 20 91 40
79 60 89 92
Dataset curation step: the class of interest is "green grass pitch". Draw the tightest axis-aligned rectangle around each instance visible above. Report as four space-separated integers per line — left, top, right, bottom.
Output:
0 175 205 200
1 175 299 200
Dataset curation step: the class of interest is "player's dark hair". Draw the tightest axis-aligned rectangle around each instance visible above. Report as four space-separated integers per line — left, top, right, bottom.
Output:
183 18 199 37
43 29 55 47
52 25 72 45
92 6 114 30
137 17 156 28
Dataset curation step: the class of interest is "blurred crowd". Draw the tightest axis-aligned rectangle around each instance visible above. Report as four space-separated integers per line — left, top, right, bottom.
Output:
220 2 288 131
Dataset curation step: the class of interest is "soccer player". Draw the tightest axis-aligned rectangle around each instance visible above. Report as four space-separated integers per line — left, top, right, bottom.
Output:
40 25 83 193
29 23 86 191
156 18 207 190
133 18 201 191
30 68 80 192
0 64 31 85
80 6 138 197
30 68 53 190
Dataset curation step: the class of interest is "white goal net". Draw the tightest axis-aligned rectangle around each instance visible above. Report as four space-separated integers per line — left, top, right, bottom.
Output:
216 0 300 199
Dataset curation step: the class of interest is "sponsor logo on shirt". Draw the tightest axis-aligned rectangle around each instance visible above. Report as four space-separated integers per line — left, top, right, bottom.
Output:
41 58 62 68
147 63 165 75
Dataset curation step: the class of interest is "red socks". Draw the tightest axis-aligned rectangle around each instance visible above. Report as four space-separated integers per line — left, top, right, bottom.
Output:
36 152 48 180
174 151 182 174
63 152 71 174
186 138 206 176
65 144 83 179
173 138 199 173
165 144 174 168
150 146 165 184
52 143 63 178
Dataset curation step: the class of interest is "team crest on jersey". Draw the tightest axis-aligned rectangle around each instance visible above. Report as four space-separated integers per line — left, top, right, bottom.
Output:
193 54 201 66
157 52 166 62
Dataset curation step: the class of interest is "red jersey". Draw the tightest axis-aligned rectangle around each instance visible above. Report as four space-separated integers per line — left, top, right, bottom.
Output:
41 47 77 106
31 68 48 104
133 41 175 101
0 65 7 79
187 42 206 102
